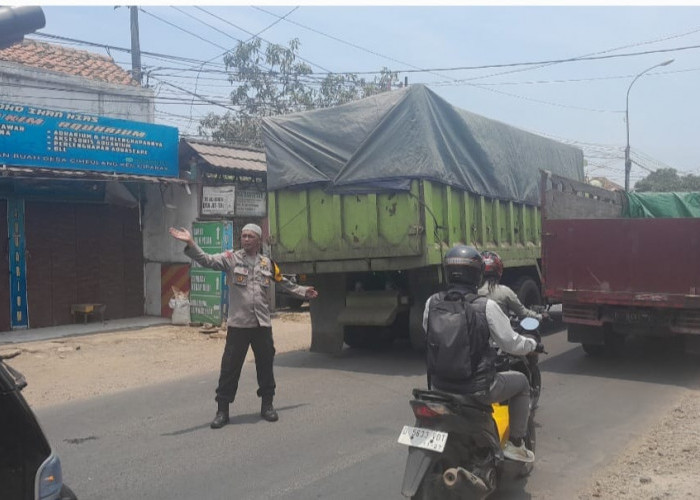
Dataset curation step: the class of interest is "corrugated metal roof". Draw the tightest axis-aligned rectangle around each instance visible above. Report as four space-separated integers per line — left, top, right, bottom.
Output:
185 140 267 173
0 39 137 86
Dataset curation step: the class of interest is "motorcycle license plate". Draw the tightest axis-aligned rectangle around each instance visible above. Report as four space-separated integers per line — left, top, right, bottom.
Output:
397 425 448 453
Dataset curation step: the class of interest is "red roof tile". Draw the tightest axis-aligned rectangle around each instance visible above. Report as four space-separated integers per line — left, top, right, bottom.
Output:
0 39 137 86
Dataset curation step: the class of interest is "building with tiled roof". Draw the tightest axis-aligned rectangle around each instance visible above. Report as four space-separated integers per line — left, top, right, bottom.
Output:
0 39 153 122
0 38 179 330
0 39 137 86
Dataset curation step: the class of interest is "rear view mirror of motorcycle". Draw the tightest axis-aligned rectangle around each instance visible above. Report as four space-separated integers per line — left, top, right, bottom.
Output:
519 317 540 331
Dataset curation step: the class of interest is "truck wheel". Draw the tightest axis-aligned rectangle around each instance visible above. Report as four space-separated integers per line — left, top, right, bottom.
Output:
513 277 541 308
582 343 605 356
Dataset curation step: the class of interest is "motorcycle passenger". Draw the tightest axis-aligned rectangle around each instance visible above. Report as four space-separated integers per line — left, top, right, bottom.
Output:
478 250 547 321
422 245 544 463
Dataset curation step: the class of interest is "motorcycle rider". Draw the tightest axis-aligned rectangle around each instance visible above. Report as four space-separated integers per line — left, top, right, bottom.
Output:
422 245 544 463
478 250 548 321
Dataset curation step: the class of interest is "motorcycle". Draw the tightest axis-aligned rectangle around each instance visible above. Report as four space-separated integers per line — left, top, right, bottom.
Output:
398 317 543 499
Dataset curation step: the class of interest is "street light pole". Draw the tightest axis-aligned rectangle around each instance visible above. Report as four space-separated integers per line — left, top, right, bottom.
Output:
624 59 674 192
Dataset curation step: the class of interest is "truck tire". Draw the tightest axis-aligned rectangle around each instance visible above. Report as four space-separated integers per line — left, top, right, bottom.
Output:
513 277 541 308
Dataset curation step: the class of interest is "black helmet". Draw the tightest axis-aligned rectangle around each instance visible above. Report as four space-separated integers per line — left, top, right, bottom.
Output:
444 245 484 286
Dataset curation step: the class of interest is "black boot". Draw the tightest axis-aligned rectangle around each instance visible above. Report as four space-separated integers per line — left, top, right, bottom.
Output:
211 402 230 429
260 397 279 422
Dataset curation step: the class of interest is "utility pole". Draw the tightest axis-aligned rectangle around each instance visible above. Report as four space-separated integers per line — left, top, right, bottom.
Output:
130 6 142 85
623 59 674 192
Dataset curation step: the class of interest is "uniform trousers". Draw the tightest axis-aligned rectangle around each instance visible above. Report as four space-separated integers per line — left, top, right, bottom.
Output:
476 370 531 439
215 326 276 404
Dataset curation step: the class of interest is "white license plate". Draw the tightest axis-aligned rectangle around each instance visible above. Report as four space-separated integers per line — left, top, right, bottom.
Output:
397 425 448 452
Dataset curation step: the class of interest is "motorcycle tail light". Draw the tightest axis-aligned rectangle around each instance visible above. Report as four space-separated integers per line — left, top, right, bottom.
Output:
411 401 451 418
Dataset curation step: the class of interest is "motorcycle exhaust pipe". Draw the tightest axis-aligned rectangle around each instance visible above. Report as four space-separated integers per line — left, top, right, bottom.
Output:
443 467 488 492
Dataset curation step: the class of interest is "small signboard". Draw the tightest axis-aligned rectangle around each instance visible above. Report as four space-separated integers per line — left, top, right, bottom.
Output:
191 221 227 253
235 188 267 217
202 186 236 216
0 101 178 177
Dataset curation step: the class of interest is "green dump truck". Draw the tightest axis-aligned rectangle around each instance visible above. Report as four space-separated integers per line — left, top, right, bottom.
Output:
262 85 584 353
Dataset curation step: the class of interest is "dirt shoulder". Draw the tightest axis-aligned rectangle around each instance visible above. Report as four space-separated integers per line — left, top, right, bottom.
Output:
577 389 700 499
0 311 312 409
1 312 699 498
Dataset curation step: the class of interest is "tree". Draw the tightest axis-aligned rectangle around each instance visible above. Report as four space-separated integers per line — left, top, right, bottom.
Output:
634 168 700 192
199 38 398 148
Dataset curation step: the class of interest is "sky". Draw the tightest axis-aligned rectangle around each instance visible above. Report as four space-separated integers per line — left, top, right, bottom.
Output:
23 3 700 188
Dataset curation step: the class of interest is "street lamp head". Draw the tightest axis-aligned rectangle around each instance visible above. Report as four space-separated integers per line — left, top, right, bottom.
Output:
659 59 674 67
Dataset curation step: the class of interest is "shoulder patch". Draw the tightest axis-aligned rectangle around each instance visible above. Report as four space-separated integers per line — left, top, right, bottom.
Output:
272 260 283 282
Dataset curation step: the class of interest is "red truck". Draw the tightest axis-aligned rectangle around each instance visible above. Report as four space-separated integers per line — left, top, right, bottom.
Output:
541 172 700 355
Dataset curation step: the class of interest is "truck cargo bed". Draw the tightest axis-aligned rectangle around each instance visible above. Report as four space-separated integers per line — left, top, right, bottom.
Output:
543 217 700 308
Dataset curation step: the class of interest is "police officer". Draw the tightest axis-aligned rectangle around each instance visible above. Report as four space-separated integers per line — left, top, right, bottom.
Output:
422 245 543 462
169 223 318 429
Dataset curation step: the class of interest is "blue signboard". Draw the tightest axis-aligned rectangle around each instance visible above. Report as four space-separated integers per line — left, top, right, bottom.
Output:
0 101 179 177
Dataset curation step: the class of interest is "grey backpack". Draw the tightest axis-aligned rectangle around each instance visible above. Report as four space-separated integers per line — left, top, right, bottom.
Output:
426 290 480 387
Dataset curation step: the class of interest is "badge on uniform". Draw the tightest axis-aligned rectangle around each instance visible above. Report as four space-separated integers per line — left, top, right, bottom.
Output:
233 266 249 285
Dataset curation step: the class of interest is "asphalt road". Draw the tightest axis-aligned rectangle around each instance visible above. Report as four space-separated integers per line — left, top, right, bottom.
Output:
37 326 700 500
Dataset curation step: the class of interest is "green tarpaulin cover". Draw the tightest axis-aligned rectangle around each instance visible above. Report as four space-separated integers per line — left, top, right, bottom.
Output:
624 191 700 218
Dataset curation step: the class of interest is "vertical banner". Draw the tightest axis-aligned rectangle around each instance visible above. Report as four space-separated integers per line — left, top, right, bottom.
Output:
7 199 28 329
189 221 233 324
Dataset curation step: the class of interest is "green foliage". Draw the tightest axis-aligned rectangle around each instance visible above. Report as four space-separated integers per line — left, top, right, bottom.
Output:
198 38 399 148
634 168 700 192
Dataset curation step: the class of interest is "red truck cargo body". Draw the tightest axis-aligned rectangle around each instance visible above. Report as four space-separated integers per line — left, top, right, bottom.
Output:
541 172 700 348
543 218 700 320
